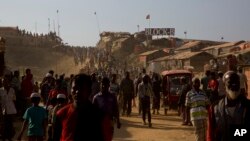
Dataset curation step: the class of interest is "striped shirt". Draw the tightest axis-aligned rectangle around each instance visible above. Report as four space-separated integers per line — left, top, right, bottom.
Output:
185 89 209 121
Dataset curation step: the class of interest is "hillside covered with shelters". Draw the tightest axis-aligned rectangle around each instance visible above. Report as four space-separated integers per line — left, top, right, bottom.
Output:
1 27 250 79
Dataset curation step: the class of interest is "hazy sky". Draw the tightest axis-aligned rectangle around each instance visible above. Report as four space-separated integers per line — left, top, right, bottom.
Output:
1 0 249 46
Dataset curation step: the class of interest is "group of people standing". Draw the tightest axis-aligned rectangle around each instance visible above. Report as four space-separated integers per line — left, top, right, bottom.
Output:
0 67 163 141
178 66 250 141
0 68 40 141
2 64 249 141
0 69 117 141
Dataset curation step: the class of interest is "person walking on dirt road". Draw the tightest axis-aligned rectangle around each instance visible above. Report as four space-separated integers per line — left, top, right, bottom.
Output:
17 93 48 141
185 78 210 141
53 73 110 141
120 72 134 116
93 77 121 139
138 75 153 127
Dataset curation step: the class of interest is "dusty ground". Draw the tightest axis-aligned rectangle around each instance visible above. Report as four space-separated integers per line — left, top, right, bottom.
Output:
11 106 195 141
113 107 195 141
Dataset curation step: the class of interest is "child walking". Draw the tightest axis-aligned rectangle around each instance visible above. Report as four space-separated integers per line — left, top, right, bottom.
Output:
17 93 48 141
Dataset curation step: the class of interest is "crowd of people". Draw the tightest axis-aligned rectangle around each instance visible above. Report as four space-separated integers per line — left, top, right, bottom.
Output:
0 64 249 141
0 67 163 141
178 66 250 141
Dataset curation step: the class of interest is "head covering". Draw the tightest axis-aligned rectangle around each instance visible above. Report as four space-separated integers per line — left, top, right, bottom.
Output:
30 93 41 98
223 71 241 99
218 71 223 74
57 94 66 99
223 71 235 83
223 71 240 89
46 73 52 77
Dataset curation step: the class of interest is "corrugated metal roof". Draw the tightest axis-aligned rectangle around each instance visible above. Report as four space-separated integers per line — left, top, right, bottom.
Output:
201 41 245 51
217 47 250 58
239 42 250 50
175 41 201 51
216 53 234 58
152 55 170 62
240 47 250 54
114 37 129 43
174 51 203 59
139 49 160 56
161 70 191 76
152 51 212 62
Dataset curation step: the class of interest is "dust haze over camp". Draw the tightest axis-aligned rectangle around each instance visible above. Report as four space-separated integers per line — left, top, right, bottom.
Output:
1 0 250 46
2 27 250 80
0 0 249 78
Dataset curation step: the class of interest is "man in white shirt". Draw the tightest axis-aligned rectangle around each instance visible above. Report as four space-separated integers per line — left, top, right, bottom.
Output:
0 77 17 140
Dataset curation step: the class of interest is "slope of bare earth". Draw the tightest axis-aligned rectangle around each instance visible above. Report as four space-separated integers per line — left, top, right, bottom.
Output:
113 107 195 141
5 46 83 81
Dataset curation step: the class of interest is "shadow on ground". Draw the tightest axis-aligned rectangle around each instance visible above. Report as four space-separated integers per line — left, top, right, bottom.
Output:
113 109 194 141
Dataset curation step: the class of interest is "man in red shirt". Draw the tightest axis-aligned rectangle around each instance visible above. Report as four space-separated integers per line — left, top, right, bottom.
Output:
47 79 67 107
21 68 34 98
53 73 111 141
208 72 219 104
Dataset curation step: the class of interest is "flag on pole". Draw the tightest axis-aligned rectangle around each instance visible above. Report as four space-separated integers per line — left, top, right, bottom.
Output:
146 14 150 19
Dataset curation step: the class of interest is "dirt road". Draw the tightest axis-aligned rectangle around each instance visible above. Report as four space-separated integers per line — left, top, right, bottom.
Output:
113 107 195 141
12 107 195 141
